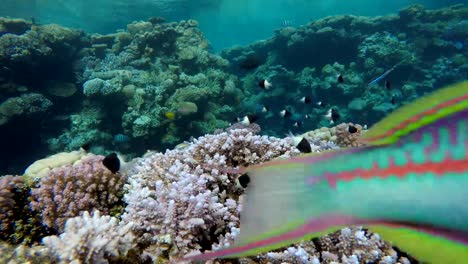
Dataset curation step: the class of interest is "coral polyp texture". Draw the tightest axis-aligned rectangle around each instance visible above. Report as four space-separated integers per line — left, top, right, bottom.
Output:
121 128 299 261
0 175 25 238
30 154 125 232
42 211 135 264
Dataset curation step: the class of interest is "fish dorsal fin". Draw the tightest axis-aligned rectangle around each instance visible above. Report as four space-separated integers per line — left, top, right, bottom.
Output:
362 81 468 146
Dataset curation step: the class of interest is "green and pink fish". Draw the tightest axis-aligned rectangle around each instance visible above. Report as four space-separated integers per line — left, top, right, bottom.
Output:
180 81 468 264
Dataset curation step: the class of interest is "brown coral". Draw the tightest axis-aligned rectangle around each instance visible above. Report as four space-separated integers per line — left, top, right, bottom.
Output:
30 154 125 232
0 175 25 238
334 123 367 148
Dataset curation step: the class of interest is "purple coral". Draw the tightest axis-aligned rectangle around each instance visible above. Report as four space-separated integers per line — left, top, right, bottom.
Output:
121 128 299 260
0 175 25 237
31 154 125 232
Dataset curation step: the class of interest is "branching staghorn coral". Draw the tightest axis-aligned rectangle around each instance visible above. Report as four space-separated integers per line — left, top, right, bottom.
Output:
121 128 300 261
43 211 135 264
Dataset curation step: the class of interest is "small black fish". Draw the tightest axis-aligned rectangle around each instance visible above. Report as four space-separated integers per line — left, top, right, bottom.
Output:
316 101 325 107
296 137 312 153
337 74 344 83
331 109 340 122
304 114 310 119
237 174 250 188
391 96 396 105
300 96 311 104
347 125 358 134
385 80 391 90
261 106 269 113
258 79 272 89
325 108 340 124
102 153 120 174
279 109 292 118
238 114 257 125
293 121 302 127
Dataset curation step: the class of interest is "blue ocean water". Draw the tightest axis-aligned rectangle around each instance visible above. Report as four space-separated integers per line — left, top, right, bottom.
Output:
1 0 464 51
0 1 468 262
0 1 466 175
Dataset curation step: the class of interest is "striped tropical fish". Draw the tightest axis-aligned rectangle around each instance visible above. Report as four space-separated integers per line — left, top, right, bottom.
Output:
180 81 468 264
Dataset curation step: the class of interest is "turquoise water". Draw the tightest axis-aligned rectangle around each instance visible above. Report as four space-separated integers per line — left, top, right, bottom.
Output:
0 1 467 262
2 0 464 51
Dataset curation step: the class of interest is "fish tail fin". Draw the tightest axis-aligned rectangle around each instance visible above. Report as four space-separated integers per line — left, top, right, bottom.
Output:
181 81 468 262
181 151 354 261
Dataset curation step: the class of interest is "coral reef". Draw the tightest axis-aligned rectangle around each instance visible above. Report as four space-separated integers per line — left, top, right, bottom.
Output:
0 4 465 263
0 126 424 263
221 4 467 134
243 226 415 264
43 211 135 264
30 154 125 232
302 123 367 148
23 149 91 185
76 19 241 145
122 128 299 261
0 242 52 264
0 175 53 245
1 4 466 174
0 93 53 126
0 176 25 240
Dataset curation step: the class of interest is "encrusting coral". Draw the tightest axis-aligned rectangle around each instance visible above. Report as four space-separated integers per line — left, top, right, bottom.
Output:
30 154 125 232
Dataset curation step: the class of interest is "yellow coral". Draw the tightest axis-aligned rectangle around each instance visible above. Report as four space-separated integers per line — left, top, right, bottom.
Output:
23 150 91 185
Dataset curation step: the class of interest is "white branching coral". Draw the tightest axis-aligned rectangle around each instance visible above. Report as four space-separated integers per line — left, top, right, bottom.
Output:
121 128 299 260
42 211 135 264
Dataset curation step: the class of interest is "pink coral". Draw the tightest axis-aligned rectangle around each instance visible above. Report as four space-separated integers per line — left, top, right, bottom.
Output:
0 175 25 237
121 128 299 260
31 154 125 232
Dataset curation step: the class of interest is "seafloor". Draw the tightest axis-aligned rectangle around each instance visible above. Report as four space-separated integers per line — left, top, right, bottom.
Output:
0 4 466 264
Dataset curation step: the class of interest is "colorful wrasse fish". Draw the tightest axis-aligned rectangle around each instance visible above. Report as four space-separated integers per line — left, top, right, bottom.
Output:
180 81 468 263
